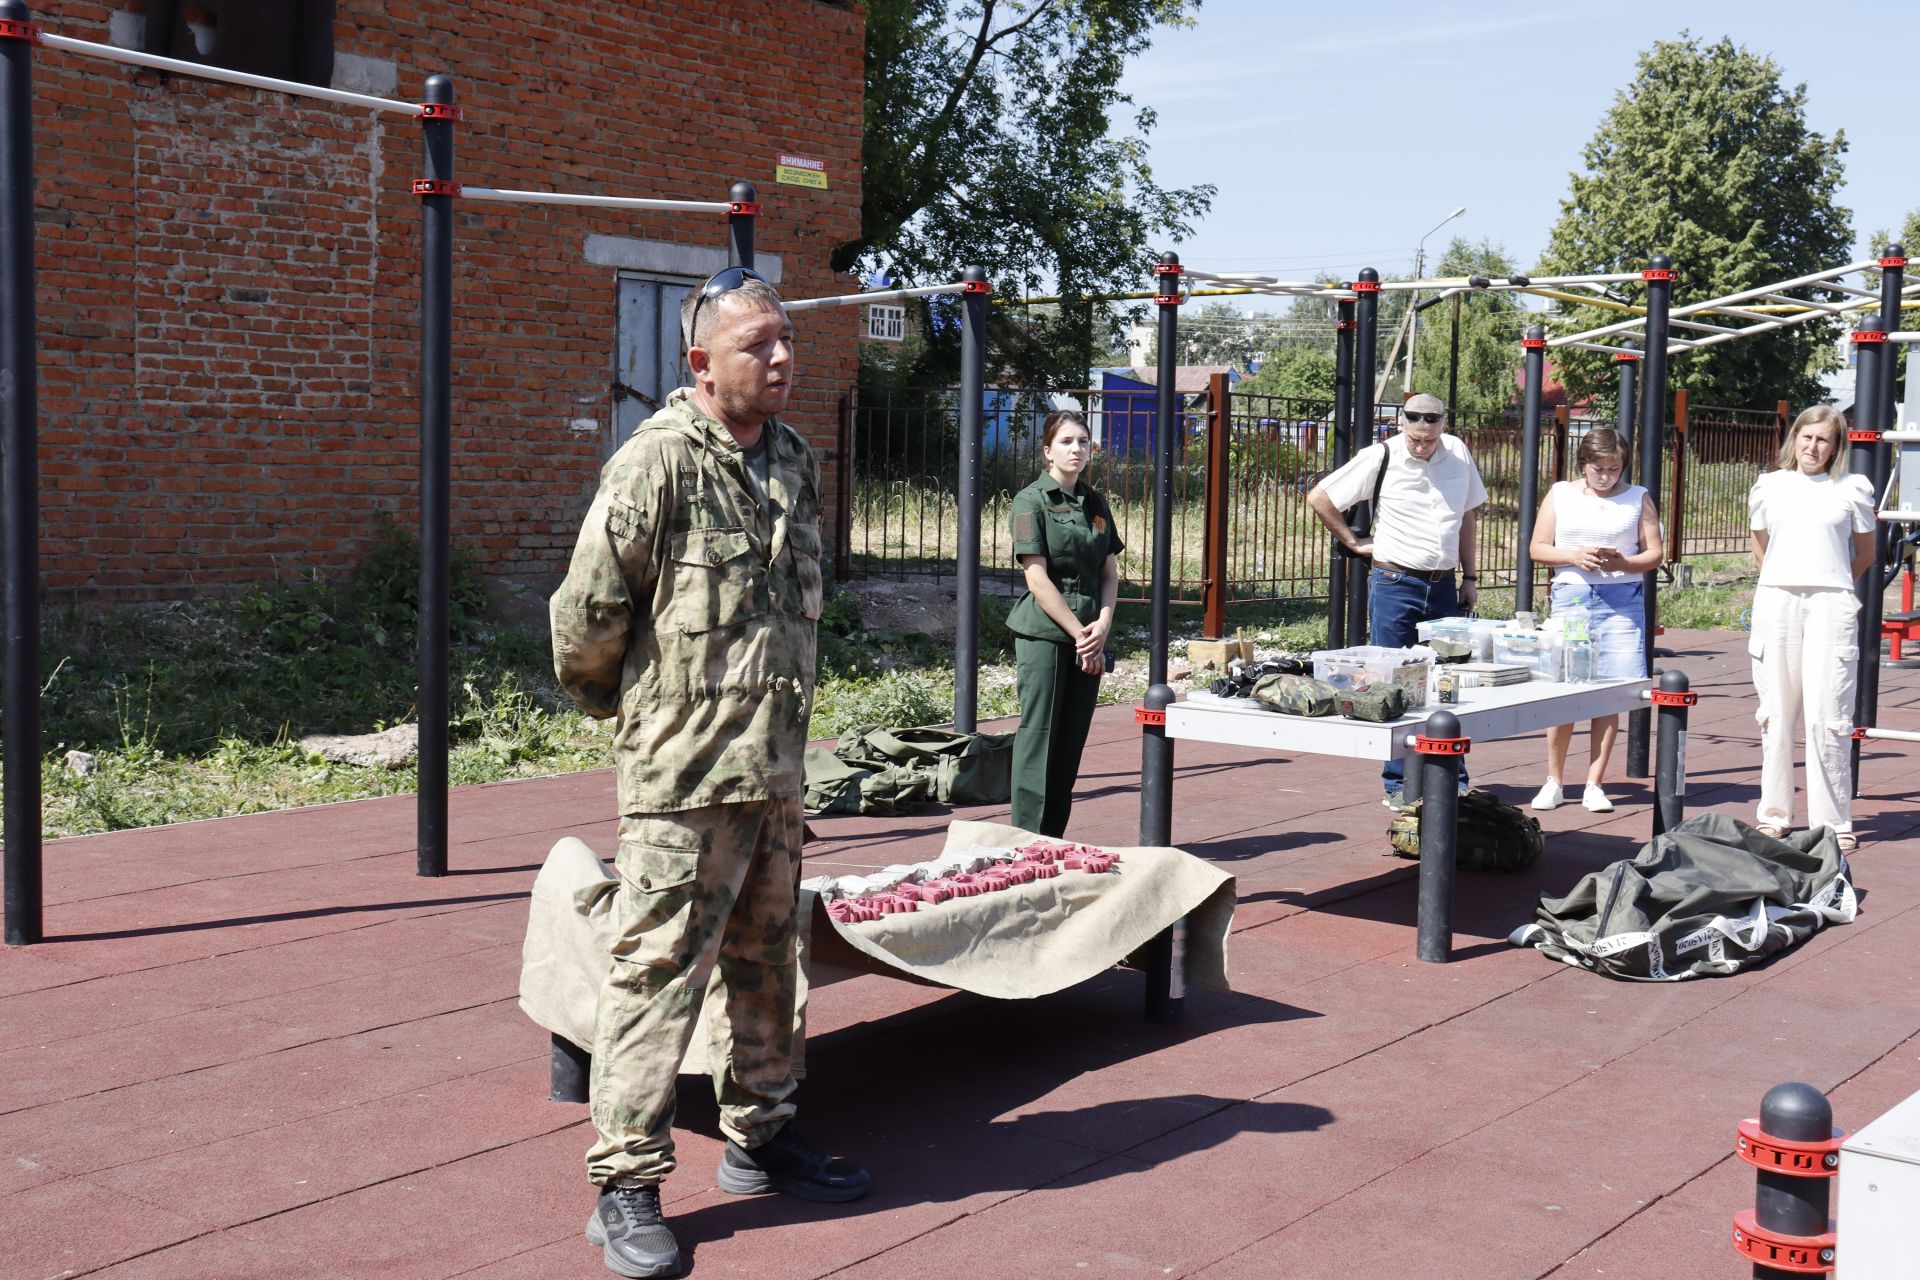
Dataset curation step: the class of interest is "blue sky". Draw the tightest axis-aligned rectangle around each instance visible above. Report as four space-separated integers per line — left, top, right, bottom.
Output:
1118 2 1909 301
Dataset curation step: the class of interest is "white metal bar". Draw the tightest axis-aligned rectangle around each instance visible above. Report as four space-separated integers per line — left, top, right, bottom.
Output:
1886 331 1920 343
1556 259 1880 346
1375 271 1642 292
1559 339 1638 356
1860 727 1920 744
459 187 731 214
40 32 423 117
1668 317 1745 335
785 283 970 312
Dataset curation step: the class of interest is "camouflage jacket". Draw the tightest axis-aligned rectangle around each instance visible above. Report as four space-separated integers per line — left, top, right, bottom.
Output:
551 389 824 813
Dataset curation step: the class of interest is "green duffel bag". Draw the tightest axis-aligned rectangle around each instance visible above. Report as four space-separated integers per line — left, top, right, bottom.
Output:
1251 673 1340 717
832 725 1016 806
1386 787 1543 872
1338 684 1409 722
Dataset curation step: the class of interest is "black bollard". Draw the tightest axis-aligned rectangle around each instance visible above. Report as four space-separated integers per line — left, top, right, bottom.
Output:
1413 709 1468 964
415 74 457 878
1733 1082 1839 1278
551 1034 591 1104
1651 669 1693 838
1 1 42 945
1347 271 1380 645
727 181 757 271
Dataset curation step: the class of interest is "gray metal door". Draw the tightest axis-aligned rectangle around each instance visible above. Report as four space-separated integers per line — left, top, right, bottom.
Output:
612 275 692 453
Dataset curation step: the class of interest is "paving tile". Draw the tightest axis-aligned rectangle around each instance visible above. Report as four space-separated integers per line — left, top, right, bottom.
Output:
0 1173 209 1278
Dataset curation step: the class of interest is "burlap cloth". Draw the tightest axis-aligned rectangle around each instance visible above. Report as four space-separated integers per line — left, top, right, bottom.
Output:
519 819 1236 1073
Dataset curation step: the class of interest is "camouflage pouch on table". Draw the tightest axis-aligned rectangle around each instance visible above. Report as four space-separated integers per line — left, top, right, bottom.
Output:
1251 673 1340 717
1386 787 1543 872
1427 638 1475 662
1338 684 1408 722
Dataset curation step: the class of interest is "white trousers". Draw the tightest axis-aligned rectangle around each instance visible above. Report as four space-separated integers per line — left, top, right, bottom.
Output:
1748 585 1860 833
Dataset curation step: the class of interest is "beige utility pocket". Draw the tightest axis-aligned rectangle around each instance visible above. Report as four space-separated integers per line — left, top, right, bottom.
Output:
667 528 762 633
612 837 703 958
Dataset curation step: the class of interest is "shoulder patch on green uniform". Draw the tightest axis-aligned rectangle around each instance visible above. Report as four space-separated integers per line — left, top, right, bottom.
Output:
1013 511 1037 542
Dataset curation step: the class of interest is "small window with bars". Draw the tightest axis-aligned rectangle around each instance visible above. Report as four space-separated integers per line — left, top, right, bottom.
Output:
866 304 907 343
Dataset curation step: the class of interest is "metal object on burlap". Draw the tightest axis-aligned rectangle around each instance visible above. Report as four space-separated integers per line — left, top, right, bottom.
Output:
1388 788 1542 872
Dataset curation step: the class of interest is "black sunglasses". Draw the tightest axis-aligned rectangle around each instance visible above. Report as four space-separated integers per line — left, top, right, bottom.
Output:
688 266 770 346
1403 410 1445 424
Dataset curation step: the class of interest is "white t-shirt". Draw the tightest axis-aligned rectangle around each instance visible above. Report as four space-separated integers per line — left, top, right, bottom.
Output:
1549 480 1647 586
1315 433 1487 571
1747 469 1875 590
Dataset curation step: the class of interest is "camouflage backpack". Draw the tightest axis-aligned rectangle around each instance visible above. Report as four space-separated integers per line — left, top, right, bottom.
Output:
1338 684 1408 722
1387 788 1543 872
1251 673 1340 717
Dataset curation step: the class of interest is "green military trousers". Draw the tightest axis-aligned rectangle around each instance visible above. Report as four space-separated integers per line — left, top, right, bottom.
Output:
1011 636 1103 838
585 795 804 1187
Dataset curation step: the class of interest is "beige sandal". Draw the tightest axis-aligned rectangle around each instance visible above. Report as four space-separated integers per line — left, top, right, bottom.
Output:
1758 824 1790 840
1836 833 1858 853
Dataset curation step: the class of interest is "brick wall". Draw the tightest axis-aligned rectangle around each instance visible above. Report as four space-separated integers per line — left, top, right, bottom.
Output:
29 1 863 599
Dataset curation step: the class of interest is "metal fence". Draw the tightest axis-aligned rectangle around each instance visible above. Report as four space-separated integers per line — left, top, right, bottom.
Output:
837 382 1787 609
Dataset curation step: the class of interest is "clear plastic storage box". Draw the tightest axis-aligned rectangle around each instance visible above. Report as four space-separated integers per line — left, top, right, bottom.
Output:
1415 616 1504 661
1491 629 1561 678
1311 645 1431 708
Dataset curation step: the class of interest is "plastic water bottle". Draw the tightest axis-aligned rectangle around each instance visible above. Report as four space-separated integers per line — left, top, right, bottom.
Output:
1565 635 1594 684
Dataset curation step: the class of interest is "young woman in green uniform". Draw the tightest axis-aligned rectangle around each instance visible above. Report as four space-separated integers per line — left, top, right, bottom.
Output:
1007 410 1122 836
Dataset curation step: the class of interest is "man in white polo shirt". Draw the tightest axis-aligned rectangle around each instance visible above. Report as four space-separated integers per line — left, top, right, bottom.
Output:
1307 393 1487 804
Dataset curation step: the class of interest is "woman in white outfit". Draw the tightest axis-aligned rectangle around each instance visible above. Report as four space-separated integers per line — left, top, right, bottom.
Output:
1747 405 1876 851
1526 428 1665 812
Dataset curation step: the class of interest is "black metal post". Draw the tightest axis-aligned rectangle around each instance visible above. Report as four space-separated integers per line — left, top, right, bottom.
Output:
1347 270 1380 644
727 181 757 271
1617 342 1650 777
953 265 987 733
1628 256 1673 781
1413 710 1463 964
1141 254 1183 1025
1651 669 1690 838
1853 248 1905 795
551 1033 591 1103
1848 321 1885 797
1516 326 1547 614
416 74 455 878
1445 291 1463 422
1744 1083 1836 1279
1 0 41 946
1328 298 1355 646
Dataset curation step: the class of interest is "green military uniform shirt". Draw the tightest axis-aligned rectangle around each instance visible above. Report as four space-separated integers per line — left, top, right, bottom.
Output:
1005 474 1123 641
551 388 825 813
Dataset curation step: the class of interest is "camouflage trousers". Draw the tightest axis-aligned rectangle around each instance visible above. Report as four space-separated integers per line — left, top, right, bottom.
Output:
585 795 804 1186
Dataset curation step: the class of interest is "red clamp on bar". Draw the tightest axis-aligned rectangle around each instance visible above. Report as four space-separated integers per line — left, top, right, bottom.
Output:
1153 263 1182 277
1333 320 1357 331
412 179 461 197
1880 255 1908 269
1413 735 1470 756
727 200 761 217
1155 294 1185 307
1731 1211 1835 1274
1642 268 1676 282
1352 279 1381 293
962 279 993 296
1847 429 1882 443
1648 689 1698 707
1135 707 1167 727
418 103 464 122
1736 1118 1844 1177
1851 330 1888 344
1852 727 1871 739
1614 349 1642 362
1521 337 1548 350
0 17 42 40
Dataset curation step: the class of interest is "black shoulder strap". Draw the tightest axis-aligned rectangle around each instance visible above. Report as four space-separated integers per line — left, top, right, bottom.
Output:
1368 441 1391 513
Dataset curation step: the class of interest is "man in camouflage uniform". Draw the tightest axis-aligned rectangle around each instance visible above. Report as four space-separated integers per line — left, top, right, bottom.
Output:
552 268 870 1279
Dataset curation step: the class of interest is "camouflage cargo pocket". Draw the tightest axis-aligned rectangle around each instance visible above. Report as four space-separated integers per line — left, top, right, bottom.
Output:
612 820 706 961
785 523 825 620
668 528 763 634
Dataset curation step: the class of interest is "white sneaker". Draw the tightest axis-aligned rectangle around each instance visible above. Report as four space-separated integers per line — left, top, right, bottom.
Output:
1530 781 1564 811
1581 784 1614 813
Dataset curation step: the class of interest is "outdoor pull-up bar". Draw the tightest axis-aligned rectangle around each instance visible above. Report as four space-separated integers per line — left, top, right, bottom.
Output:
34 28 424 117
784 281 975 312
457 188 738 215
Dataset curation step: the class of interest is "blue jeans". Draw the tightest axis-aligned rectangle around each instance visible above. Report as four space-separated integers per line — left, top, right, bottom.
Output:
1369 565 1465 791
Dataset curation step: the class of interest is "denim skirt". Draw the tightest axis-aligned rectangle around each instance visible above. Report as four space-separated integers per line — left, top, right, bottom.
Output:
1550 579 1647 679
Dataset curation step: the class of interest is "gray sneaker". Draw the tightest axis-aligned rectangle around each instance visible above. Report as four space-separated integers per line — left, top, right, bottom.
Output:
585 1183 680 1278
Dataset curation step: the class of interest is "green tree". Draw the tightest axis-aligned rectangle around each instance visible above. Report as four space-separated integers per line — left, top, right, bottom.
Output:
1403 238 1530 415
852 0 1215 389
1537 35 1852 410
1239 348 1336 403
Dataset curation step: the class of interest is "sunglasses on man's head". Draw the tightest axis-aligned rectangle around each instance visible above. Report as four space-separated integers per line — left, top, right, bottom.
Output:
688 266 770 345
1403 411 1444 424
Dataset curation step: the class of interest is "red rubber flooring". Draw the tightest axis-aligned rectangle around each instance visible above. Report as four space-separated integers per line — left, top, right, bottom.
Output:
4 627 1918 1278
